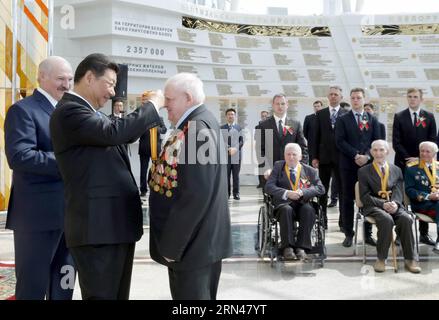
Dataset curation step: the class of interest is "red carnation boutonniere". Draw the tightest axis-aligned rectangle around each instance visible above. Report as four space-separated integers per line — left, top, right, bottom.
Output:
299 177 311 189
416 116 427 128
359 117 369 131
282 125 294 136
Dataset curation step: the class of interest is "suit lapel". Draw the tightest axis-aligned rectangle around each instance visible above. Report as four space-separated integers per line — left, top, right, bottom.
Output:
33 89 55 116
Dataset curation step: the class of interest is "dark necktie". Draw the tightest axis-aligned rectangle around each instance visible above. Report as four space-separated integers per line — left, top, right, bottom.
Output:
413 112 418 127
330 109 337 127
381 166 386 176
289 168 296 185
278 119 283 136
356 113 361 129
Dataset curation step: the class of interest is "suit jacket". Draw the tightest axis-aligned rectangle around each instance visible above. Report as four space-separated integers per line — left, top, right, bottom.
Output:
138 117 167 156
379 121 386 140
148 105 233 271
220 123 244 163
265 160 325 209
335 111 380 171
405 160 439 214
108 113 122 121
392 108 436 169
312 107 348 164
358 163 405 216
50 92 161 247
4 89 64 232
303 113 316 160
260 116 308 168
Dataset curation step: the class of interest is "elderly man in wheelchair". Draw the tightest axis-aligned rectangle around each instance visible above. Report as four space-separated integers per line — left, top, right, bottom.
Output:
265 143 325 261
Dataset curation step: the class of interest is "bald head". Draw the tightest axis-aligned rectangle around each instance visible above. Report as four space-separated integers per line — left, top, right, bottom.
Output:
37 56 73 101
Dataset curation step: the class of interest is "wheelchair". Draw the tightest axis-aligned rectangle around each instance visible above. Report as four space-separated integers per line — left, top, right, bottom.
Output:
256 192 326 267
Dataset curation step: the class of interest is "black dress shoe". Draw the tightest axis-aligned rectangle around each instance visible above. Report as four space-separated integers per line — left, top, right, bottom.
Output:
256 184 263 189
328 200 337 208
420 234 436 246
283 247 296 260
365 237 377 246
233 194 240 200
342 236 353 247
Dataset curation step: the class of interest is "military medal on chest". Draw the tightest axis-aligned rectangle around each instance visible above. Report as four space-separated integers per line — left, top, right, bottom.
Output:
149 124 189 198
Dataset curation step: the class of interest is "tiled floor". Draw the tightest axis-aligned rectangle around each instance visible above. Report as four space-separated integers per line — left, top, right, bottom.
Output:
1 185 439 300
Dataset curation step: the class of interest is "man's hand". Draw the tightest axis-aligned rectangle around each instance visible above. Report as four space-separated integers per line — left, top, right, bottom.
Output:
354 154 369 167
263 169 272 180
143 90 165 109
287 190 302 201
312 159 319 168
429 192 439 201
383 201 398 214
228 147 238 156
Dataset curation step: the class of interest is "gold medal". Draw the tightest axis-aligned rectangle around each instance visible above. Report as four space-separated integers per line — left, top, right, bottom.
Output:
166 190 172 197
154 184 160 192
171 169 177 177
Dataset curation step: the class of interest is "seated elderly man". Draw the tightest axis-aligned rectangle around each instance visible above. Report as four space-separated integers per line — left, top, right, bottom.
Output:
265 143 325 260
405 141 439 253
358 140 420 273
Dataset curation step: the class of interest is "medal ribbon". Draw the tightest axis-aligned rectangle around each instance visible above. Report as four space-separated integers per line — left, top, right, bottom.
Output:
285 164 301 191
421 160 437 191
373 162 390 200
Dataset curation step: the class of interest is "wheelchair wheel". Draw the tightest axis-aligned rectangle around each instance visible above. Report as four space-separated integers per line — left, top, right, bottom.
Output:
257 205 268 258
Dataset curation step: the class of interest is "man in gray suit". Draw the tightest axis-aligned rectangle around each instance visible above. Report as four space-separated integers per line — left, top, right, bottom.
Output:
265 143 325 261
358 140 420 273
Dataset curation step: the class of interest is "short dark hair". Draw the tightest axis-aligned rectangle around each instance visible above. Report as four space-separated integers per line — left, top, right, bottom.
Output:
272 93 286 104
340 102 351 109
364 102 374 110
74 53 119 84
313 100 323 106
112 98 124 106
225 108 236 115
350 87 365 96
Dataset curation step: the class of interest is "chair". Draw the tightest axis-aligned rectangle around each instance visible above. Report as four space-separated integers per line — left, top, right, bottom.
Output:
256 193 326 267
403 192 435 259
353 182 398 272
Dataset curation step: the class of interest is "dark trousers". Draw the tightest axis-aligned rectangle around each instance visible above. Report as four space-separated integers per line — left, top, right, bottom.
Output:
319 163 343 227
330 171 339 201
340 169 372 237
70 243 135 300
14 229 75 300
366 210 415 260
276 202 316 250
139 153 151 193
168 261 222 300
227 161 241 196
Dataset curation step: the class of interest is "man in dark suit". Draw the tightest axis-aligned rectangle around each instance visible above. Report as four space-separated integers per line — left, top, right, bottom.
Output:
138 114 167 197
221 108 244 200
364 103 386 139
50 53 163 300
265 143 325 260
312 86 347 230
4 56 75 300
335 87 381 247
148 72 232 300
108 98 125 121
359 140 420 273
393 88 437 245
303 100 323 164
260 94 308 175
255 110 269 188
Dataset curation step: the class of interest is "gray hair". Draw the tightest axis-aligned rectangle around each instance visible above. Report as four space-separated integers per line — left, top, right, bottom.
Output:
37 56 71 82
164 73 205 105
419 141 438 153
284 143 302 155
371 139 389 151
329 85 343 93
